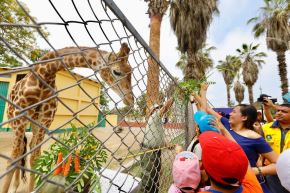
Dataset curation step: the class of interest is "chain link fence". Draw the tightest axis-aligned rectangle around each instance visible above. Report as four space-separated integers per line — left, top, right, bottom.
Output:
0 0 188 192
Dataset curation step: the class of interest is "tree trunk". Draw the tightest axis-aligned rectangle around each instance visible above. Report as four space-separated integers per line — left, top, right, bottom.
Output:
248 84 253 105
143 14 163 193
185 101 195 147
226 84 231 107
184 50 196 81
146 14 162 116
276 51 289 95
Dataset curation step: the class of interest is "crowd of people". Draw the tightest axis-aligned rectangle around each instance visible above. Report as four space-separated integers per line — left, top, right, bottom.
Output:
167 83 290 193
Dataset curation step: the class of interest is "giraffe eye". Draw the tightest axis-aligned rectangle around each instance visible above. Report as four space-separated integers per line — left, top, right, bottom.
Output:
113 70 123 77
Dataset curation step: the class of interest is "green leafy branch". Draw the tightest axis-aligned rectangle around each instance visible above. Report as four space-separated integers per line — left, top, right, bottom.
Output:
175 74 215 103
34 123 107 192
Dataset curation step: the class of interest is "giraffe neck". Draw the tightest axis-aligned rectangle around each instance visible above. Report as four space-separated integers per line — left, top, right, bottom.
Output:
35 47 111 80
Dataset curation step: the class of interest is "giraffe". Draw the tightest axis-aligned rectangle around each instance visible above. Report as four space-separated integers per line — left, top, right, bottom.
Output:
2 43 134 193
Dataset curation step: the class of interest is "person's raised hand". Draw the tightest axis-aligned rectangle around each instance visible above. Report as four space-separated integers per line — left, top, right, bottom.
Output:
190 93 197 103
263 97 275 109
175 144 183 153
200 83 209 91
209 118 226 134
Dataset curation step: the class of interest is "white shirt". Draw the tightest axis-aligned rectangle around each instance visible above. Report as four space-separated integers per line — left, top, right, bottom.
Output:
143 110 164 148
187 138 202 160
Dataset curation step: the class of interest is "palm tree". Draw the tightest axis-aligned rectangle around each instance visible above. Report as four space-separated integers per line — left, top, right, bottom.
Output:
170 0 218 80
176 45 216 80
248 0 290 95
217 55 241 107
237 43 266 104
142 3 170 193
175 52 187 75
145 0 170 115
234 80 245 104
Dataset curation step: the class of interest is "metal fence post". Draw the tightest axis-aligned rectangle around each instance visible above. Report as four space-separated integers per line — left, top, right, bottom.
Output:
185 101 195 148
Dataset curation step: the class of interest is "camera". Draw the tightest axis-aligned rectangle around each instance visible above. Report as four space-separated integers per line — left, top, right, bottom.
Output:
257 94 277 103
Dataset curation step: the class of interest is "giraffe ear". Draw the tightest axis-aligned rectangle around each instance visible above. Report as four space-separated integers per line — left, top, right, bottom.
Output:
117 43 130 61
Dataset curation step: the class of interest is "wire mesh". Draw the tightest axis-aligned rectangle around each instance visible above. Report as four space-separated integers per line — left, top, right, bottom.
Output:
0 0 186 192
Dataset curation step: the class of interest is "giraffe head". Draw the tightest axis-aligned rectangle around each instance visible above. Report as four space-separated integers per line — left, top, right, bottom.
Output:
100 43 134 106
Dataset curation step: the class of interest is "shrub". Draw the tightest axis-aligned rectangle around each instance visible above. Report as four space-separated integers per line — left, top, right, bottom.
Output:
34 123 107 192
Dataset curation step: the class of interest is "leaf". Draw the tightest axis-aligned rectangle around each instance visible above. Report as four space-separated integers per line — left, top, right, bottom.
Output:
77 183 82 192
83 173 89 179
242 44 248 50
247 17 258 24
252 44 259 50
80 178 84 187
42 166 48 172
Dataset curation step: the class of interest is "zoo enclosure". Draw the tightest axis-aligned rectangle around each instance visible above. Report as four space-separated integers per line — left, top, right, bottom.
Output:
0 0 191 192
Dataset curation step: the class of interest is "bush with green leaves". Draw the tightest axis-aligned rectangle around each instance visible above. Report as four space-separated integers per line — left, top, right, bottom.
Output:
177 79 215 102
33 123 107 192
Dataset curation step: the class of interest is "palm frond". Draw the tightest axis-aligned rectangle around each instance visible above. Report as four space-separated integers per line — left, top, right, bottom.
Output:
170 0 219 53
234 80 245 104
247 17 259 24
249 0 290 51
236 43 266 86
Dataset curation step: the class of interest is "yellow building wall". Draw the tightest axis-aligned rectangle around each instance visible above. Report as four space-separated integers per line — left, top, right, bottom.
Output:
0 69 101 131
106 114 118 127
0 69 29 128
49 71 101 130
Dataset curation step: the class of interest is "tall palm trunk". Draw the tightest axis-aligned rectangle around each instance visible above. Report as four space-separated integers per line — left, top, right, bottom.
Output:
146 15 161 116
248 85 254 105
226 84 231 107
184 49 195 80
277 51 289 95
142 6 166 193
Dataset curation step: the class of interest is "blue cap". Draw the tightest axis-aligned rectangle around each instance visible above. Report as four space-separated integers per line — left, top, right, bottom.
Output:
193 111 207 122
193 111 219 133
282 92 290 104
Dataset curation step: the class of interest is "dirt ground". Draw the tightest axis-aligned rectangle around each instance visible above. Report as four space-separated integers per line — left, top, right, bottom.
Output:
0 126 144 193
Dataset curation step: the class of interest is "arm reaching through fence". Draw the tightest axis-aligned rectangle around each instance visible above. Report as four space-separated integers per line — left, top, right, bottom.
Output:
160 97 174 117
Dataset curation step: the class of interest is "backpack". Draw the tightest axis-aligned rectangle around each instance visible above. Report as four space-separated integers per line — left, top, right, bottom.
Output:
190 139 199 152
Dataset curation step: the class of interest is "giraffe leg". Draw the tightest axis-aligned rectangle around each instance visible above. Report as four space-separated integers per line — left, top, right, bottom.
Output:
2 119 27 193
28 100 57 192
11 169 20 193
29 126 45 192
11 134 27 193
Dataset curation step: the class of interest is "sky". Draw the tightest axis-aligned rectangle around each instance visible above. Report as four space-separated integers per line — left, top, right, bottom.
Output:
24 0 290 107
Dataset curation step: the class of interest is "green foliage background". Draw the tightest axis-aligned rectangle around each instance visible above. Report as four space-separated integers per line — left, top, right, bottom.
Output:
0 0 48 67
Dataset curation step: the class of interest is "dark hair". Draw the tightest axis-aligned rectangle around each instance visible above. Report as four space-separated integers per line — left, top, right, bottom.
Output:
280 103 290 108
236 104 257 130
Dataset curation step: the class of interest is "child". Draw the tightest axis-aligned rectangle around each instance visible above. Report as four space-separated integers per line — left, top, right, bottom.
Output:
168 151 201 193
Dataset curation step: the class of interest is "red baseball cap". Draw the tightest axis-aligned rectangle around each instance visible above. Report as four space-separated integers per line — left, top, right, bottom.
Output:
199 131 248 186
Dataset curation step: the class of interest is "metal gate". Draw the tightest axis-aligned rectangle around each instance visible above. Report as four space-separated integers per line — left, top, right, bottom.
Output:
97 112 106 128
0 81 9 125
